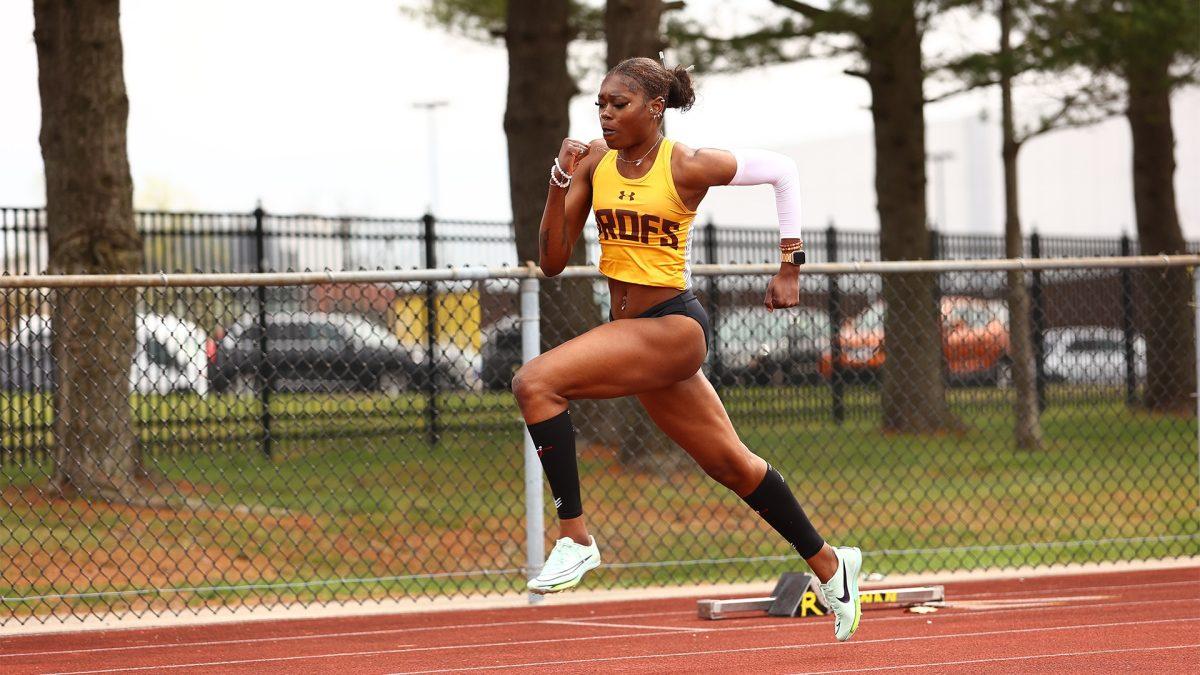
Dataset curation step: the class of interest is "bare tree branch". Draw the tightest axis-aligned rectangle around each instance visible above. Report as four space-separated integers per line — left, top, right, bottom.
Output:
924 79 1000 104
770 0 867 36
667 18 834 73
1018 85 1123 143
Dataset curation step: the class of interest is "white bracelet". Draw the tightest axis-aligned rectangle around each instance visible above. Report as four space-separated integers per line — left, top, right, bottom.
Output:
549 165 570 188
549 158 573 188
554 157 574 179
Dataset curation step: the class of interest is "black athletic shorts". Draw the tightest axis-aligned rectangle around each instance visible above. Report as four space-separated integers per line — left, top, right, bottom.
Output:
618 289 711 354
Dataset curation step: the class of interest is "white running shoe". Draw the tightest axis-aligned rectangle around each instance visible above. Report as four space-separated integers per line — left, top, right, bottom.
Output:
527 536 601 594
819 546 863 642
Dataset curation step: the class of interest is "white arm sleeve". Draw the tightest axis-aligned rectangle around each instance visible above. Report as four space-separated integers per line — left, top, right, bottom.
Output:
728 149 802 239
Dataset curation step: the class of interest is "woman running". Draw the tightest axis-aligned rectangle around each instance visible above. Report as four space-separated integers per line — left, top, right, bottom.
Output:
512 56 862 642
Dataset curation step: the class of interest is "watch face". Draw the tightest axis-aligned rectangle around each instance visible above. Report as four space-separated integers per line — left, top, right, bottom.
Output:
791 250 806 265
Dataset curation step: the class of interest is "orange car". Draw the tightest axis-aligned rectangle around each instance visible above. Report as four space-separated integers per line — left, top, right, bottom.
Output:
818 296 1011 385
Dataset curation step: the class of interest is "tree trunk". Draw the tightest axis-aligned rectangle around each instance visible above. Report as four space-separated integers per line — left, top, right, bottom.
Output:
1125 56 1195 414
605 0 666 68
864 0 956 432
34 0 146 501
999 0 1043 449
504 0 595 351
600 0 686 473
504 0 609 455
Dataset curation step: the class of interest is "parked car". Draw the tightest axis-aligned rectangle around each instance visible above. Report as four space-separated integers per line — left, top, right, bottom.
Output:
818 296 1010 386
211 312 465 394
408 339 482 392
709 306 830 385
0 313 210 395
480 315 522 391
1044 326 1146 385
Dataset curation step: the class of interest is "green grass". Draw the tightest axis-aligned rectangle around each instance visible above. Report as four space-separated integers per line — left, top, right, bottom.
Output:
2 384 1196 620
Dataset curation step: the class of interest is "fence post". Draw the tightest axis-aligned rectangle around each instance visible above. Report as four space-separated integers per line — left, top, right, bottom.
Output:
826 221 845 424
422 212 440 446
1193 267 1199 461
705 218 723 391
520 274 544 605
253 202 273 459
1119 234 1138 407
1029 231 1047 412
929 228 947 380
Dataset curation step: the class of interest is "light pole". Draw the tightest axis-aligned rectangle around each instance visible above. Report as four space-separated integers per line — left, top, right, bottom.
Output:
928 151 954 230
412 100 448 214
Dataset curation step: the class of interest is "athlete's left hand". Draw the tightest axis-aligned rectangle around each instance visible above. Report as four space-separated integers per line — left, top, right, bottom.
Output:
764 268 801 312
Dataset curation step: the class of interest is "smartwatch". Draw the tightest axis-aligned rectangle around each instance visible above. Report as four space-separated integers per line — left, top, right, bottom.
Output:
781 249 806 266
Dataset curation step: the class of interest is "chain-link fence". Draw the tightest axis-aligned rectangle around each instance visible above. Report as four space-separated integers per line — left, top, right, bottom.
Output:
1 257 1197 626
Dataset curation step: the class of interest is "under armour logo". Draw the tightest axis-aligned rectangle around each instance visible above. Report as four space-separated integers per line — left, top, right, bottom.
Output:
618 190 635 201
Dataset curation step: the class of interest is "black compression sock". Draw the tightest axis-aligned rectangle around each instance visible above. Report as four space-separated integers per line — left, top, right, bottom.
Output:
527 410 582 519
741 465 825 558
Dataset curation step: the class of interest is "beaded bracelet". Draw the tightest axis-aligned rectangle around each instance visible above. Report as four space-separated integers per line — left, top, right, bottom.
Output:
549 158 573 188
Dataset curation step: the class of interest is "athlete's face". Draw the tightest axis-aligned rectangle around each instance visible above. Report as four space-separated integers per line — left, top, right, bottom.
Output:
596 75 663 150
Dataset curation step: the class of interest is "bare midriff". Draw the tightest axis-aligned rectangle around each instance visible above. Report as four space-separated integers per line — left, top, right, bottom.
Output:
607 277 684 320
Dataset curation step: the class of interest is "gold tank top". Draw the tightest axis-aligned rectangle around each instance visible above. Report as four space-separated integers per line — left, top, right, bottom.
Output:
591 138 697 290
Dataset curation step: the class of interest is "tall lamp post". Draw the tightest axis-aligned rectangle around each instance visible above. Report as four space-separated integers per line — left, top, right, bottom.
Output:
411 100 448 448
412 100 448 214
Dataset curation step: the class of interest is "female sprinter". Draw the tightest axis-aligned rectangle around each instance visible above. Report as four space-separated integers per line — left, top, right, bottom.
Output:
511 57 862 642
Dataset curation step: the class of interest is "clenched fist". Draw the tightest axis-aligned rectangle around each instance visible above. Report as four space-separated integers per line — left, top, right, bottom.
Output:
764 268 801 312
556 138 593 176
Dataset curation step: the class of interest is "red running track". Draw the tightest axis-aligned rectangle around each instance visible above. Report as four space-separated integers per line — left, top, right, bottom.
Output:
2 566 1197 674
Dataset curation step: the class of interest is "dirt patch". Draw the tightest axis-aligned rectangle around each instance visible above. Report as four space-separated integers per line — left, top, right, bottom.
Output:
3 481 529 620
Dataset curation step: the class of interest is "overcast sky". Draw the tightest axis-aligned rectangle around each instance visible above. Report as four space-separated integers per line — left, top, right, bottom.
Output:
0 0 1196 239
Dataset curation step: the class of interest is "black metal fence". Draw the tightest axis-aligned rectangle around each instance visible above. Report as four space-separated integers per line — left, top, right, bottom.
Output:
3 206 1198 466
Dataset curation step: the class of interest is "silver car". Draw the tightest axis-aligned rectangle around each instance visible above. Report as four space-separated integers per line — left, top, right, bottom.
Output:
1 313 210 395
1044 326 1146 385
710 306 830 385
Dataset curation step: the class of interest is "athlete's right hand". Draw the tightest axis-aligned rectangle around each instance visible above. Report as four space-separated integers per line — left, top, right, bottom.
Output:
557 138 592 176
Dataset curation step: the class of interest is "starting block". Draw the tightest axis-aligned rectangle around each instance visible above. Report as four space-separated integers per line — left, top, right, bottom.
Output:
697 572 944 620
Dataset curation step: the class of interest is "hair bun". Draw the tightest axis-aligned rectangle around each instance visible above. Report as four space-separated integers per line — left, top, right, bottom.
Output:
665 65 695 112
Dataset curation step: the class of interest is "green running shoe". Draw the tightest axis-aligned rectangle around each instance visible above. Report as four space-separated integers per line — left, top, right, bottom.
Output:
819 546 863 642
527 536 601 594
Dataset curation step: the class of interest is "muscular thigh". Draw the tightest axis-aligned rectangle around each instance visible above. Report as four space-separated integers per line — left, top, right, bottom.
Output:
636 372 766 495
520 314 706 401
635 372 741 453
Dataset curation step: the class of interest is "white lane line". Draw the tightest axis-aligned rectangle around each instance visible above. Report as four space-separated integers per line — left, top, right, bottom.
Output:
36 628 700 675
791 643 1200 673
21 593 1200 664
0 610 688 658
41 613 1200 675
0 633 417 659
949 577 1199 600
945 594 1111 610
541 620 709 633
9 573 1197 659
383 617 1200 674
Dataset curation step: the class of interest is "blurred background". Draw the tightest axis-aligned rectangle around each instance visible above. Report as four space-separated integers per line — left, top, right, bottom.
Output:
0 0 1196 626
1 0 1196 239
